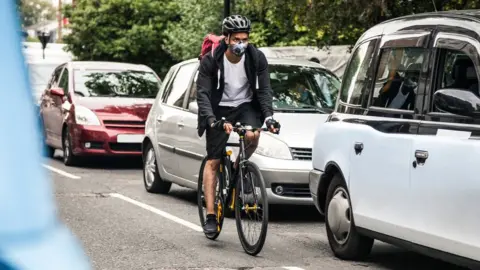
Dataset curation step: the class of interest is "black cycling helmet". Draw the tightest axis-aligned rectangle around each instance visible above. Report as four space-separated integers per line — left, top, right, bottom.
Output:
222 15 251 35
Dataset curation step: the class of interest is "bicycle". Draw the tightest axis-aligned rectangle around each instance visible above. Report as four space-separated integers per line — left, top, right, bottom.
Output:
197 118 278 256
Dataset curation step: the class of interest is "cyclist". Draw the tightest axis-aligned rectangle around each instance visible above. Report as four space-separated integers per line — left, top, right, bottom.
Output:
196 14 280 234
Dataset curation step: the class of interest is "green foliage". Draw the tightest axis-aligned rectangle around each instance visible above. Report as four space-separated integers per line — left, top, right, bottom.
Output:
242 0 480 48
61 0 480 76
18 0 56 27
63 0 178 77
163 0 224 61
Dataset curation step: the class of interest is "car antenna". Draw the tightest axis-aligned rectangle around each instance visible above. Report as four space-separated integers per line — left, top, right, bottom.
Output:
432 0 438 12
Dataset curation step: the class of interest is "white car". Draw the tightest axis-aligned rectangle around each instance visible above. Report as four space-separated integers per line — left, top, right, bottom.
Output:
142 57 340 206
309 11 480 268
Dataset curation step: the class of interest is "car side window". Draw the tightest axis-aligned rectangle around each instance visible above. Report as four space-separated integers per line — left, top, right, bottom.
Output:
436 49 478 93
430 36 480 113
339 39 377 106
163 63 197 107
58 68 69 93
371 47 426 111
186 70 199 109
47 67 64 89
159 67 176 102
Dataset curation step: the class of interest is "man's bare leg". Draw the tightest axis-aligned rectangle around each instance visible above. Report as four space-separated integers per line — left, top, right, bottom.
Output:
203 159 220 215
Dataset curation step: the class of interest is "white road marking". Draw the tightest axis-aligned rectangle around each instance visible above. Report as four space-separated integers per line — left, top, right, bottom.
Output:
282 267 305 270
109 193 203 232
42 164 81 179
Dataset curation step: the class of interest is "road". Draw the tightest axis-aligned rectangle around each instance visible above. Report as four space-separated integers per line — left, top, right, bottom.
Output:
46 152 468 270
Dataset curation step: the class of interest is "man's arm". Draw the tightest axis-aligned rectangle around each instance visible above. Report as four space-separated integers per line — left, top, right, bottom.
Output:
255 51 274 120
196 56 216 127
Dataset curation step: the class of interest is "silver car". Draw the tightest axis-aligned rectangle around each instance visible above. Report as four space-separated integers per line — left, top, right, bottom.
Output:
142 57 340 205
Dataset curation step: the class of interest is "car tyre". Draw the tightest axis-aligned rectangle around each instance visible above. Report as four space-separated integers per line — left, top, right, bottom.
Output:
62 127 80 166
143 142 172 194
325 173 373 260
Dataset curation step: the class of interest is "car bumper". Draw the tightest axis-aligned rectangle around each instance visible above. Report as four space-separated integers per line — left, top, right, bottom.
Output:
249 154 313 205
309 169 324 214
70 124 144 156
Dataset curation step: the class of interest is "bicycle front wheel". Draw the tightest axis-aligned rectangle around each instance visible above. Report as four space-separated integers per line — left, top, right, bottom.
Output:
234 161 269 256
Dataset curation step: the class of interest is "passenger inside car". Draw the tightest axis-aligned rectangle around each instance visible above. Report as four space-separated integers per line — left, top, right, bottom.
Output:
374 62 419 111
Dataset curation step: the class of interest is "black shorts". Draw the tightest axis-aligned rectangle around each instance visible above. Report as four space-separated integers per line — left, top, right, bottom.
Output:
206 102 262 160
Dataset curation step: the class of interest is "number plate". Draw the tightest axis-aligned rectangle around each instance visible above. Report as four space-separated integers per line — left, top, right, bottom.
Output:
117 134 144 143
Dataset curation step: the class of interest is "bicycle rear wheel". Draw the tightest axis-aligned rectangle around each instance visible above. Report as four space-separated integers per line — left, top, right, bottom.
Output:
197 157 225 240
234 161 269 255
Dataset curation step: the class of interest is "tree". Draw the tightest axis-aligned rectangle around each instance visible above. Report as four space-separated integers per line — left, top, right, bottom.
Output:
243 0 480 49
63 0 178 77
18 0 56 27
163 0 224 61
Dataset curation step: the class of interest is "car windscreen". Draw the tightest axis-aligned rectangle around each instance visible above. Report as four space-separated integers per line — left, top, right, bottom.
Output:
269 64 340 113
73 69 161 98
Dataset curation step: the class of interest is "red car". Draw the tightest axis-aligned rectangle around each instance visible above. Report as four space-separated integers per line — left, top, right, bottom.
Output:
39 61 162 166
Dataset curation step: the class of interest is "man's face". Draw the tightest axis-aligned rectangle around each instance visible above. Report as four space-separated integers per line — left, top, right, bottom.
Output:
228 32 249 46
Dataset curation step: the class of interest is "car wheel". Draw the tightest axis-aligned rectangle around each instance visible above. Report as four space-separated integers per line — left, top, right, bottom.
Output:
143 142 172 194
325 173 374 260
62 128 80 166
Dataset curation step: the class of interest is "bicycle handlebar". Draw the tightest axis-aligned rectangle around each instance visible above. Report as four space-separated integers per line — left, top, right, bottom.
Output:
219 117 279 135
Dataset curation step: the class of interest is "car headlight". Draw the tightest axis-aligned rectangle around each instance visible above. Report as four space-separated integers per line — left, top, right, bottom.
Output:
255 133 292 160
75 105 100 126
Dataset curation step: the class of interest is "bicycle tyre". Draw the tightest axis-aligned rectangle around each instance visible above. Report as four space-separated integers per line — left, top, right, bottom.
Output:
234 161 269 256
197 157 225 240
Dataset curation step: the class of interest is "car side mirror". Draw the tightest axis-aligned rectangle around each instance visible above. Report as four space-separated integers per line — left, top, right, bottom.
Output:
433 88 480 117
188 101 198 114
50 87 64 97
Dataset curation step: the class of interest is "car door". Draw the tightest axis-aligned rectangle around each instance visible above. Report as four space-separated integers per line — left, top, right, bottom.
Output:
41 65 65 148
347 32 430 238
155 62 197 179
174 68 209 183
410 33 480 261
51 66 70 144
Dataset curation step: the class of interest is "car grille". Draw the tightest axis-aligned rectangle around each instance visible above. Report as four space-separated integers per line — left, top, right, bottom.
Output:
271 183 311 197
290 147 312 160
103 120 145 129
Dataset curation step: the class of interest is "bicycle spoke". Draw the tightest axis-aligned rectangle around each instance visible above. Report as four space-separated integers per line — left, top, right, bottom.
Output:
237 170 264 246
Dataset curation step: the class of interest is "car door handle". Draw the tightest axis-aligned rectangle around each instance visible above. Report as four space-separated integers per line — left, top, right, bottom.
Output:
177 121 184 127
413 150 428 167
156 116 164 122
354 142 363 155
415 150 428 160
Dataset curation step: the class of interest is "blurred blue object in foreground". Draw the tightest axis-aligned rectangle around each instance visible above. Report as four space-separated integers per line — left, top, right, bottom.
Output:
0 1 91 270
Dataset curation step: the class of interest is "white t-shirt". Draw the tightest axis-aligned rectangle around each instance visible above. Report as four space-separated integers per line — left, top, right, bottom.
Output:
219 54 253 107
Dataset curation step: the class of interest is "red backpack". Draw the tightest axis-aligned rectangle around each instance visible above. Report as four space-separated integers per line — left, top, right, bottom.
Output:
198 34 224 60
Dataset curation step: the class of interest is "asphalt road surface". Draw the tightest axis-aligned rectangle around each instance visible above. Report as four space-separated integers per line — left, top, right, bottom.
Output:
46 152 468 270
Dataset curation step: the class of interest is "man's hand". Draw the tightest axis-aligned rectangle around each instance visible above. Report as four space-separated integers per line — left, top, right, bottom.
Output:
210 118 233 134
224 122 233 134
265 118 280 134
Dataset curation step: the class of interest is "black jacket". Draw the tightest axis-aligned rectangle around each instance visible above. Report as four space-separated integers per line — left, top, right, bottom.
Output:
196 40 273 137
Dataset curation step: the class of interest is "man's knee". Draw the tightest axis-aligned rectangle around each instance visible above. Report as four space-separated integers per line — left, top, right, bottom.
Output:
245 131 260 146
205 159 221 171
